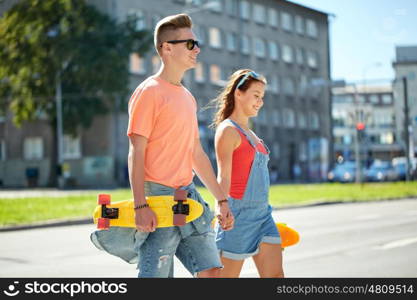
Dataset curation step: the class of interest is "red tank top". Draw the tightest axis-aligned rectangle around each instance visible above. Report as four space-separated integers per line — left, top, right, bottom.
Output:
229 128 267 199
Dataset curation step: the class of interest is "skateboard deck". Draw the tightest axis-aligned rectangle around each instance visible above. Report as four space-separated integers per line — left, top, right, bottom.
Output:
211 218 300 248
93 193 204 230
276 223 300 248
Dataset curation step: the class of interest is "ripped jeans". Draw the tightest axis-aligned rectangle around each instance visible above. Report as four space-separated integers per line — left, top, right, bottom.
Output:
91 181 221 277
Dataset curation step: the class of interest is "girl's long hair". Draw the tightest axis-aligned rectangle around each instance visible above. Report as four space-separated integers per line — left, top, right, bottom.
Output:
208 69 267 129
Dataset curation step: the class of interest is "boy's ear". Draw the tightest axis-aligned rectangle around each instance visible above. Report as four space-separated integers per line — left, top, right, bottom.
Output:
160 42 171 56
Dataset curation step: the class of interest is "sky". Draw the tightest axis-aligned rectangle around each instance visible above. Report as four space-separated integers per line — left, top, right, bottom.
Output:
288 0 417 84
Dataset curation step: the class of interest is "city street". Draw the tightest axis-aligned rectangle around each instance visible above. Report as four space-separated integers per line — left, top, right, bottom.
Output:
1 198 416 278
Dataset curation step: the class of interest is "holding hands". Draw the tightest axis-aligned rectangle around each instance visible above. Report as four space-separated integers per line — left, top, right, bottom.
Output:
216 200 234 231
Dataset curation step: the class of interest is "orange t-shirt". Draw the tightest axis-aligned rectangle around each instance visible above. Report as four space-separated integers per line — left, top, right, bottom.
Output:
127 76 199 188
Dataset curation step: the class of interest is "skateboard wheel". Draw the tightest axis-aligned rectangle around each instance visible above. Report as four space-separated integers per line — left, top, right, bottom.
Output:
98 194 111 205
97 218 110 229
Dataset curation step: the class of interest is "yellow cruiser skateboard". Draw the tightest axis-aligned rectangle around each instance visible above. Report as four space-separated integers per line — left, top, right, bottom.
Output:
276 223 300 248
93 190 203 230
211 218 300 249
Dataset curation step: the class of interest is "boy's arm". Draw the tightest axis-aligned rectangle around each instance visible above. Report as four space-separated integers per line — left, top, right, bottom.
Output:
192 138 234 231
128 134 157 232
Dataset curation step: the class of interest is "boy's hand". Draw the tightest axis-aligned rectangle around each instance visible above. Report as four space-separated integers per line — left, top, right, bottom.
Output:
135 207 157 232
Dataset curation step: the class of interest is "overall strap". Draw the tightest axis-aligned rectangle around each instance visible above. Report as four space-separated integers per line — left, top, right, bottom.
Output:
225 119 257 149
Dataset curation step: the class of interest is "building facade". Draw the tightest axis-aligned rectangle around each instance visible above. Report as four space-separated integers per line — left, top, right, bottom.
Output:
392 46 417 161
331 84 401 165
0 0 332 187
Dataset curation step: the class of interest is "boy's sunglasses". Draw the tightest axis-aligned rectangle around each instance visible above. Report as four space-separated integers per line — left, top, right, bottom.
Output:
236 71 261 89
163 39 200 50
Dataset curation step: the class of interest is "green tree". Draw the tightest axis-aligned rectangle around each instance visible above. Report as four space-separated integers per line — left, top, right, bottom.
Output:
0 0 152 185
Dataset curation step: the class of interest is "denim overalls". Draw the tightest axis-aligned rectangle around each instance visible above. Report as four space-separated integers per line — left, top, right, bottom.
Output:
215 119 281 260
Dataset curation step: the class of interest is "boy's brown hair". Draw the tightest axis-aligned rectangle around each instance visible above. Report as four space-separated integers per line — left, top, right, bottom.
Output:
154 14 193 55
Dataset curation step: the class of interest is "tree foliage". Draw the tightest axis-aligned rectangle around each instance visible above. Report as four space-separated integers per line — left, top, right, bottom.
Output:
0 0 152 134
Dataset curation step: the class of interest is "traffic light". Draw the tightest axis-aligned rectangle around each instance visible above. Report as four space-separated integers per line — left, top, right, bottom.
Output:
356 122 366 141
356 122 365 131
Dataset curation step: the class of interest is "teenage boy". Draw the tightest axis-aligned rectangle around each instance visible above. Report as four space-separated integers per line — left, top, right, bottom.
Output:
126 13 234 277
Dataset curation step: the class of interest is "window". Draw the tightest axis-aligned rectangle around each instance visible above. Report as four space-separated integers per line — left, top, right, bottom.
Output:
209 27 221 48
295 15 304 35
307 50 318 68
283 108 295 128
266 110 274 125
281 12 293 32
253 4 266 24
239 0 250 20
268 41 279 61
241 35 250 55
306 19 318 38
258 109 267 125
194 25 206 45
310 112 320 129
225 0 238 16
283 78 295 95
226 32 237 51
374 111 394 127
268 9 278 27
333 95 345 103
254 38 266 58
210 0 222 12
299 141 307 161
380 132 394 144
128 9 146 30
129 53 146 74
194 62 205 82
382 94 392 104
221 67 229 82
0 140 5 161
369 95 379 104
24 137 43 160
272 110 280 126
332 109 347 127
343 134 352 145
345 95 354 103
357 95 366 103
267 75 279 94
299 75 308 96
272 142 280 158
62 135 81 159
298 112 307 128
282 45 293 63
296 47 304 65
210 64 223 85
152 55 161 73
189 0 203 5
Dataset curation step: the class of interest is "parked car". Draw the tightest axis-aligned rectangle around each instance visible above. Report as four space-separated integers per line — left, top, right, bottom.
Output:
327 161 358 183
365 160 397 182
392 157 417 180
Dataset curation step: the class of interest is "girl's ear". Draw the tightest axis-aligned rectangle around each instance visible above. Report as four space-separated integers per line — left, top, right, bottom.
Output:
234 88 242 101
